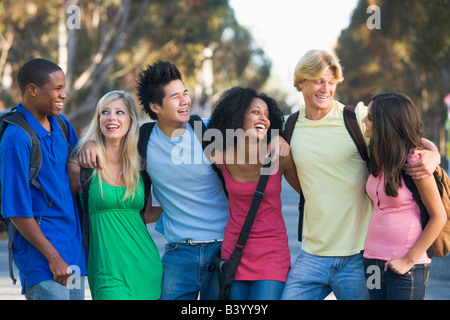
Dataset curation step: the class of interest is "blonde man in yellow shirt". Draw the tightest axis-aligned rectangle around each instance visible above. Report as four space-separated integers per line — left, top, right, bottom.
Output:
281 50 440 300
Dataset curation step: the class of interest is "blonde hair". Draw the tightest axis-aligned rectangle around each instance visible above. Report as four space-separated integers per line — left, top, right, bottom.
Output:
293 50 344 91
73 90 143 201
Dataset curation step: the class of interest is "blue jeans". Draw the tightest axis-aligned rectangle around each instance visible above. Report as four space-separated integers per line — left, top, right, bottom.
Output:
281 249 369 300
24 276 86 300
160 241 221 300
364 258 430 300
230 280 285 300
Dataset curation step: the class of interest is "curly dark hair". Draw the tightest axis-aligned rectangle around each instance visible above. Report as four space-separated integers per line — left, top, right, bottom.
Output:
209 87 285 149
135 60 182 120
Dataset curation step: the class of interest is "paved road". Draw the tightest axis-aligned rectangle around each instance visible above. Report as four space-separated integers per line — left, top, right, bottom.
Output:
1 178 449 300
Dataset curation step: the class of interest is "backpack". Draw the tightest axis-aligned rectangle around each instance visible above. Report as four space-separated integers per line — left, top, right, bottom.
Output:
402 166 450 258
284 105 368 242
285 105 450 258
0 107 69 284
137 115 227 215
344 106 450 259
340 106 450 258
78 166 93 248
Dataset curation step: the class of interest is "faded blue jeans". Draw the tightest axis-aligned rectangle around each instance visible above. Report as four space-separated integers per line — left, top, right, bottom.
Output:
364 258 430 300
24 276 86 300
160 241 221 300
281 249 369 300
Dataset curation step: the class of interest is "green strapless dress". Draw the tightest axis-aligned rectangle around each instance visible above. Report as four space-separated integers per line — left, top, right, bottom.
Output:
86 172 162 300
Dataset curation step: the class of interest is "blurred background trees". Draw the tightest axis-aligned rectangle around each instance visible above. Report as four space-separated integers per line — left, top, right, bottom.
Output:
0 0 273 132
335 0 450 153
0 0 449 153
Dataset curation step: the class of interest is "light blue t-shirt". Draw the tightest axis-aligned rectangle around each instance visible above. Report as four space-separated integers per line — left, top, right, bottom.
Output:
146 120 228 243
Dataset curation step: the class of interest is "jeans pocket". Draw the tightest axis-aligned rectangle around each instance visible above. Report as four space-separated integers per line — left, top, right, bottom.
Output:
165 242 179 252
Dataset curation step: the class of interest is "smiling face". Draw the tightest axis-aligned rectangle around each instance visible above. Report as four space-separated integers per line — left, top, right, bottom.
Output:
242 98 270 141
31 69 67 118
151 79 191 134
299 68 337 119
99 99 131 142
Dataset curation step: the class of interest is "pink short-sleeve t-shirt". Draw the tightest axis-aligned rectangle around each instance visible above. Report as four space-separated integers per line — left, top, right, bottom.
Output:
364 149 431 264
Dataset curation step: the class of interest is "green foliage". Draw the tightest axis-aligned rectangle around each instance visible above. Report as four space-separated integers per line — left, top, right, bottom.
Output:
335 0 450 146
0 0 271 132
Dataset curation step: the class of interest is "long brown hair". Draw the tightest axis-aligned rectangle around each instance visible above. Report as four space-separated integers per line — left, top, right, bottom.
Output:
368 92 424 197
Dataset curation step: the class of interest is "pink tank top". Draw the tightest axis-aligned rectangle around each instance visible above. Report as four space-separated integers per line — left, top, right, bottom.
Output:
220 156 291 282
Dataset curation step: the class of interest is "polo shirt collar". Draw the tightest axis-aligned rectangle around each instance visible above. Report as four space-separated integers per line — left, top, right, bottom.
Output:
16 103 59 139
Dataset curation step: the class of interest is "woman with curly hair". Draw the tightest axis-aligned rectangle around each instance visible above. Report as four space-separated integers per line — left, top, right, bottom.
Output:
208 87 301 300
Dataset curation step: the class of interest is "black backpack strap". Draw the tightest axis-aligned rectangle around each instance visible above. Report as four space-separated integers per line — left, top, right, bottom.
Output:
402 170 433 229
5 113 42 179
189 114 208 149
284 111 299 144
1 111 47 284
1 110 72 283
0 111 14 231
343 105 369 163
284 111 306 241
54 115 70 152
189 115 228 198
7 224 16 284
285 107 370 242
138 122 157 219
4 113 53 205
80 167 93 247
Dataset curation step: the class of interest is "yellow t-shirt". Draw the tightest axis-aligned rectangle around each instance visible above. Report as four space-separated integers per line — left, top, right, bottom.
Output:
290 100 372 256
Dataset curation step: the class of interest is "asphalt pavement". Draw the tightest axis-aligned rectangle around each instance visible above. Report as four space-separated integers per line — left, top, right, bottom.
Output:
1 177 449 300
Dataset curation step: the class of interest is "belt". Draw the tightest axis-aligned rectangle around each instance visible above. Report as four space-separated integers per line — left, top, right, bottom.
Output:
180 238 223 245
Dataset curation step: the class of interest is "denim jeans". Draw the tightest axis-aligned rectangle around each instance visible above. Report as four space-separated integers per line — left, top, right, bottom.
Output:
230 280 285 300
281 249 369 300
160 241 221 300
363 258 430 300
24 276 86 300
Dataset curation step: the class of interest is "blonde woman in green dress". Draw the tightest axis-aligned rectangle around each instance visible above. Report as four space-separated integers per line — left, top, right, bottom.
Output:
70 90 162 300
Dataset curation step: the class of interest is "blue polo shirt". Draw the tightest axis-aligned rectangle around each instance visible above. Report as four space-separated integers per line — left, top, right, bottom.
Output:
0 103 87 291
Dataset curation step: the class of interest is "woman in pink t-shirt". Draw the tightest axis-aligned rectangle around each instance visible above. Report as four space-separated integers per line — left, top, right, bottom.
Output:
362 92 446 300
208 87 301 300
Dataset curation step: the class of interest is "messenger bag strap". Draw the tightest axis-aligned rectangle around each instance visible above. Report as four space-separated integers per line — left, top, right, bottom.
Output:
217 159 273 300
235 160 272 251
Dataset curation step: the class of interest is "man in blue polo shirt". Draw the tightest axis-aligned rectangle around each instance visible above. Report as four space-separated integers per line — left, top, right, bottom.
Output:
0 59 86 300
